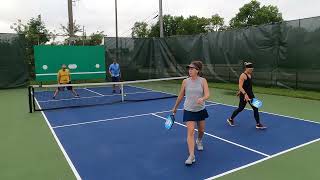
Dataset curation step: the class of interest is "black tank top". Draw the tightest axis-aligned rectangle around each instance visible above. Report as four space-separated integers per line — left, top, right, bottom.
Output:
242 73 254 98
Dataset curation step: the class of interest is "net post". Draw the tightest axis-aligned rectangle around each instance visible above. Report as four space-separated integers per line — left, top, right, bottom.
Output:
32 86 36 111
121 83 124 102
28 86 33 113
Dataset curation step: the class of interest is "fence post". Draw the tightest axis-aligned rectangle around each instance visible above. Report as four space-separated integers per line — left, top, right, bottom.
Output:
28 86 33 113
296 71 298 89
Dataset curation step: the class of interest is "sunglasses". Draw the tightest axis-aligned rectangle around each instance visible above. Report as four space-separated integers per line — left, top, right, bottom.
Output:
187 66 198 70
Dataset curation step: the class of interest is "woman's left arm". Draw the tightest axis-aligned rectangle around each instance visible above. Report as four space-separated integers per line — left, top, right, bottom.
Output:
202 78 210 100
197 78 210 105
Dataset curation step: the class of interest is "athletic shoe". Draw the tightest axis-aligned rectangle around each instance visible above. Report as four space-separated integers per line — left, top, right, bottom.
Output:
185 155 196 165
196 139 203 151
75 94 80 98
112 90 116 93
52 96 56 99
227 118 235 126
256 123 267 130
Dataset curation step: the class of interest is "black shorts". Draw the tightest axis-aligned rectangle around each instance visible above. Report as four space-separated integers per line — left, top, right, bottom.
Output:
111 76 120 82
58 82 73 91
183 109 209 122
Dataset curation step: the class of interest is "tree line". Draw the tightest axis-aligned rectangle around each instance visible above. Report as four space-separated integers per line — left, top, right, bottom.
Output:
131 0 283 38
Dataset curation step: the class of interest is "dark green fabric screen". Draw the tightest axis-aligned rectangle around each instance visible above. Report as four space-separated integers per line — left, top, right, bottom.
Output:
104 16 320 90
0 33 28 88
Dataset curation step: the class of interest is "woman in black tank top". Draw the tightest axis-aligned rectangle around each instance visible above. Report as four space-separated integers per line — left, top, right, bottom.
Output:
227 62 266 129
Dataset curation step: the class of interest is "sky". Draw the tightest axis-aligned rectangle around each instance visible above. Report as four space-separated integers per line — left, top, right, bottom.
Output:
0 0 319 37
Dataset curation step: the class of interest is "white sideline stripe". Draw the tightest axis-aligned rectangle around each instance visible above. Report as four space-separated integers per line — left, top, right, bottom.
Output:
52 103 218 129
83 88 104 96
37 90 154 103
34 99 82 180
204 138 320 180
151 113 270 157
36 71 106 76
53 113 153 129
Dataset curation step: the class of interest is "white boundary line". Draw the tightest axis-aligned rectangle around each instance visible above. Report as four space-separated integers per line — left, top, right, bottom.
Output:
53 112 159 129
34 98 82 180
151 113 270 157
36 71 106 76
204 138 320 180
52 103 218 129
83 88 104 96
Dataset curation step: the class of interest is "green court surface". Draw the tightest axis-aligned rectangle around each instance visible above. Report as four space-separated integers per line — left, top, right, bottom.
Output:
0 84 319 180
0 88 76 180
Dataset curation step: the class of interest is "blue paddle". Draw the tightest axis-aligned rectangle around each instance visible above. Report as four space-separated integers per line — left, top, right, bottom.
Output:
250 98 263 108
165 114 175 129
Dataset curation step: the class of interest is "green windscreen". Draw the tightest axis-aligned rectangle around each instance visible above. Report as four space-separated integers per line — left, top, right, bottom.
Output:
0 33 28 88
34 45 106 82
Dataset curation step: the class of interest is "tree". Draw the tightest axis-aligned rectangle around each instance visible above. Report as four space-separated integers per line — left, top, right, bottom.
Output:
60 21 82 36
131 22 150 38
60 21 83 45
148 15 185 37
75 31 105 45
145 14 225 37
230 0 283 28
11 15 50 78
11 15 50 45
204 14 225 32
88 31 105 45
182 16 209 35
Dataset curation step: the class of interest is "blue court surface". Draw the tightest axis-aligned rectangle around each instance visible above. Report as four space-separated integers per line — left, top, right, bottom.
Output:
35 85 320 180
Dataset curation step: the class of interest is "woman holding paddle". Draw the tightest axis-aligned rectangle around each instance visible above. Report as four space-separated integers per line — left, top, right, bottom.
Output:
172 60 210 165
227 62 266 129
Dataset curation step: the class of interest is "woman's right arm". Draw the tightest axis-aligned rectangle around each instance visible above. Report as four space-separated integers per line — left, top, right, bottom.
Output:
172 79 186 114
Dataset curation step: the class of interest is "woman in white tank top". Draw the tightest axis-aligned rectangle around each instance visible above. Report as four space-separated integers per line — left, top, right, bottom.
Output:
172 61 210 165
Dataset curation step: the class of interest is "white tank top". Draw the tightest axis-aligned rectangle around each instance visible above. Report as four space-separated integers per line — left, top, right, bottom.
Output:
184 77 205 112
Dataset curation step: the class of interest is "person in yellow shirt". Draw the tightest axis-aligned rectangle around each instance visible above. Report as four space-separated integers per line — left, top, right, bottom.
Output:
53 64 79 99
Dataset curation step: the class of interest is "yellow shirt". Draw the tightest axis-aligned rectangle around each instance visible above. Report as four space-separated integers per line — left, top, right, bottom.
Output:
58 69 70 84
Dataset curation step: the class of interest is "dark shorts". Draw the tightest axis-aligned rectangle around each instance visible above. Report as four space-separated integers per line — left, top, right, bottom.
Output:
111 76 120 82
183 109 209 122
58 82 73 91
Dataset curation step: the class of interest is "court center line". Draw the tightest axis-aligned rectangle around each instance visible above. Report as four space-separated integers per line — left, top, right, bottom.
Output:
52 103 218 129
151 113 270 157
204 137 320 180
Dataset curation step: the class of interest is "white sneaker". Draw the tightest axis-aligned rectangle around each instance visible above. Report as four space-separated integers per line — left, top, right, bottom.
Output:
196 139 204 151
185 155 196 165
